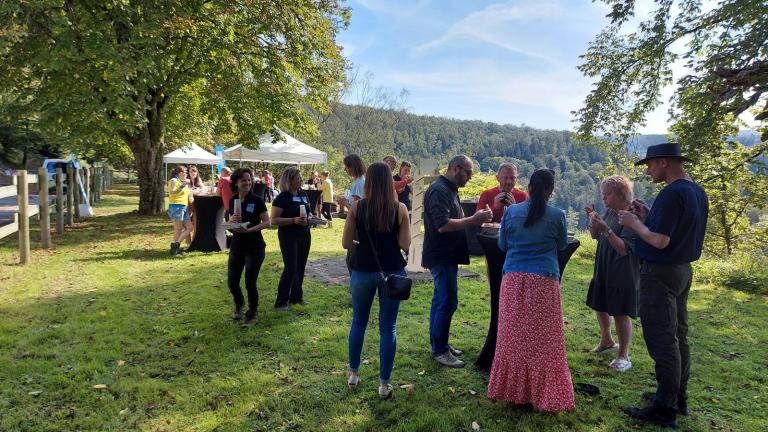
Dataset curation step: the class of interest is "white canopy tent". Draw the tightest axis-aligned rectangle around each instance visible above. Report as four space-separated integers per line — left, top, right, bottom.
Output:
223 128 326 165
162 142 222 191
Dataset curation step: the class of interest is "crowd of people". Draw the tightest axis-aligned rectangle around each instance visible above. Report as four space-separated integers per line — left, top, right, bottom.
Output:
165 143 708 428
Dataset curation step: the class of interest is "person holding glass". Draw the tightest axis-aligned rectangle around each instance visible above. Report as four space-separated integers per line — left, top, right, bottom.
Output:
342 162 411 399
226 168 270 326
270 167 312 310
584 175 640 372
487 168 574 412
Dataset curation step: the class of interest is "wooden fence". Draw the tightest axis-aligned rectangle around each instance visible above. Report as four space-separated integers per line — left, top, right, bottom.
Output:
0 164 113 265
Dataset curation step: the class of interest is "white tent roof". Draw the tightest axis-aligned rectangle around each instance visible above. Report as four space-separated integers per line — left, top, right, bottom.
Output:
163 142 222 165
223 128 326 165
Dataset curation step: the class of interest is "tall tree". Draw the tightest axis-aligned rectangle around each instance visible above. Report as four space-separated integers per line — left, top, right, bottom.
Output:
0 0 349 214
574 0 768 254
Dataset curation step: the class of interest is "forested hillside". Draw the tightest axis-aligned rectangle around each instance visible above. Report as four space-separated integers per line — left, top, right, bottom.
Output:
314 103 642 228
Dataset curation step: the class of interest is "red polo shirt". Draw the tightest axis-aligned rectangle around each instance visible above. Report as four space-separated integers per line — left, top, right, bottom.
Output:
476 186 529 222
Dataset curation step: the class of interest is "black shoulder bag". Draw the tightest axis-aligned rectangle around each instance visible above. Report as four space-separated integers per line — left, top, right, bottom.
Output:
363 206 412 300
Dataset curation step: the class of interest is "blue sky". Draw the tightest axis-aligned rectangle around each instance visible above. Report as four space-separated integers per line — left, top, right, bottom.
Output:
337 0 671 133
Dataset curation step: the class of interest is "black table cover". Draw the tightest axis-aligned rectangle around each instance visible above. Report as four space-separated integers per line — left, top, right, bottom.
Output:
187 195 226 252
474 233 580 371
306 190 323 215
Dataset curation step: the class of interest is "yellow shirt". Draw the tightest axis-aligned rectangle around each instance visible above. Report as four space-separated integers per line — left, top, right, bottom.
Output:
168 178 189 206
317 178 334 203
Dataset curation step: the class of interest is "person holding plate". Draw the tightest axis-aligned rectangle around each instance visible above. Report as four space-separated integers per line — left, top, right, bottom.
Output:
227 168 270 326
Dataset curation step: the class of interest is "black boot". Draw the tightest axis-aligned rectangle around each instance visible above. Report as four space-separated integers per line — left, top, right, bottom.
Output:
624 405 678 428
643 392 689 416
170 242 178 255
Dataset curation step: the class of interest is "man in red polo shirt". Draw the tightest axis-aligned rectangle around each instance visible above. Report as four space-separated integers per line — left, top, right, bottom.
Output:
476 163 528 222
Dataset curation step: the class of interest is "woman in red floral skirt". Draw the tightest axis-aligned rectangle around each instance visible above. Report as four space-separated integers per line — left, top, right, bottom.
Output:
487 168 574 412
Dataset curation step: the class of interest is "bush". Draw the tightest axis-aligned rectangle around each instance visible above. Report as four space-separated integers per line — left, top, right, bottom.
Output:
694 253 768 295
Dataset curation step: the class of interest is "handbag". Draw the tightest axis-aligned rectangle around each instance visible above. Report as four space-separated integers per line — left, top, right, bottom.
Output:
362 206 412 300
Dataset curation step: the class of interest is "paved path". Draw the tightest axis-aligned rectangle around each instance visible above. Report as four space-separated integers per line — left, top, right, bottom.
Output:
305 255 479 286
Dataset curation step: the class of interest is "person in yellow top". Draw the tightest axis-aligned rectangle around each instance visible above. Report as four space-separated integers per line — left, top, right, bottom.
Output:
168 166 194 256
317 171 335 222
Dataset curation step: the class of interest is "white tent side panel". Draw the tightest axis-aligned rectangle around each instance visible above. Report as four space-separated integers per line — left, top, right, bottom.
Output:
223 129 326 165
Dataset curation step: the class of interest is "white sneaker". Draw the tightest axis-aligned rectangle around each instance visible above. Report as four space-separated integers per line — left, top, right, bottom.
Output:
609 357 632 372
378 383 393 399
434 351 465 368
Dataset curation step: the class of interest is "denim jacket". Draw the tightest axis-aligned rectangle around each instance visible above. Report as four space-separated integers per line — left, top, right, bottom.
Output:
498 200 567 280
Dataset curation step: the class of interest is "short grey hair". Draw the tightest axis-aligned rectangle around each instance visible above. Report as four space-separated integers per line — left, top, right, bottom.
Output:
447 155 472 170
497 162 518 175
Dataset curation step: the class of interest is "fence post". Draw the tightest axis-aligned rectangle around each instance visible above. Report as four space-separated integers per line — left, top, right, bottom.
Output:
73 167 81 219
84 167 91 206
18 170 30 265
38 167 51 249
96 166 102 201
56 167 64 234
66 165 74 225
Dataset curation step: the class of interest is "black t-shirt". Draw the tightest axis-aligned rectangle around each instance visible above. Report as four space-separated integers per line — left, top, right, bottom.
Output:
635 179 708 264
352 200 406 272
272 190 312 233
393 174 412 210
421 175 469 268
228 192 268 252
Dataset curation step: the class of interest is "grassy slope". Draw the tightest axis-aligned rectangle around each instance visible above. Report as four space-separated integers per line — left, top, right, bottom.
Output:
0 184 766 432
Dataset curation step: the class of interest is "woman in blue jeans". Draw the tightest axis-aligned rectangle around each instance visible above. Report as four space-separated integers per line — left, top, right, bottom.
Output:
342 162 411 398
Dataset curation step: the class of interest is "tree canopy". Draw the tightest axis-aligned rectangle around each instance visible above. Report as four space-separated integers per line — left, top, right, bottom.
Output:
0 0 350 213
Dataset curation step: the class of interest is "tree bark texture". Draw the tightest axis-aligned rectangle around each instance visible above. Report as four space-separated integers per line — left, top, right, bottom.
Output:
121 98 167 215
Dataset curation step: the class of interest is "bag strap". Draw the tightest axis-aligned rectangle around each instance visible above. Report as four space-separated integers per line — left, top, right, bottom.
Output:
361 201 398 279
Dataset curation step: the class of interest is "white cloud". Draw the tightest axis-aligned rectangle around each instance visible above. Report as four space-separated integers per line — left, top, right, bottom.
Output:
411 1 566 65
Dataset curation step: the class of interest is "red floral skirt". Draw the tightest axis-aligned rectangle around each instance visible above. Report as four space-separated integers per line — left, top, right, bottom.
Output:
487 272 575 412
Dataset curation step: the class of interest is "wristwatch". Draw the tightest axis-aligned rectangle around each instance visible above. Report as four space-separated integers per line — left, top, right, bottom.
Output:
600 229 613 239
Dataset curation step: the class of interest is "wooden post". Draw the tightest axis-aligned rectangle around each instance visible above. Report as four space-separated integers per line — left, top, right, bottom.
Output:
56 167 64 234
84 167 91 206
38 167 51 249
18 170 30 265
73 168 81 219
66 165 74 225
97 166 103 201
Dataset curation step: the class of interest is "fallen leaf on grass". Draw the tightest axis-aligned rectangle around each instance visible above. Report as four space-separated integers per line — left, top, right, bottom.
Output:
471 421 481 430
417 370 425 376
93 384 108 390
118 408 129 416
448 386 456 393
710 397 720 404
362 359 370 365
117 360 126 367
468 389 477 395
28 390 42 396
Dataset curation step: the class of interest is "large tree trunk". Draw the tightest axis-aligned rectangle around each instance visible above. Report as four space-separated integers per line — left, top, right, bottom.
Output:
121 97 167 215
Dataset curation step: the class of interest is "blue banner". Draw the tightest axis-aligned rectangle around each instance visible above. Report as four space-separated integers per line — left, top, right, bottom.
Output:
215 144 225 175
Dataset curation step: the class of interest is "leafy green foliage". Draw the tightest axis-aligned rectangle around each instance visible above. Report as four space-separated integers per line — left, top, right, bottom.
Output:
0 0 350 213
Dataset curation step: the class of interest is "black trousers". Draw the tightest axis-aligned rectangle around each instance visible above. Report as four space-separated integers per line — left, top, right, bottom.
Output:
227 248 265 317
276 229 311 306
321 203 333 221
639 262 692 410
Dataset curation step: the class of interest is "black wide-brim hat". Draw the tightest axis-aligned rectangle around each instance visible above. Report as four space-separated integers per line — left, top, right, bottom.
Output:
635 142 693 165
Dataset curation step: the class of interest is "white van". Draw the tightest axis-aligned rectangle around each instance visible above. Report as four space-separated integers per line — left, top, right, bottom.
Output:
41 159 70 193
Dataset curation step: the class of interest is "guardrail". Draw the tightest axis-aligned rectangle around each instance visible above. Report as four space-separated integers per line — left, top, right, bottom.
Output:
0 165 113 265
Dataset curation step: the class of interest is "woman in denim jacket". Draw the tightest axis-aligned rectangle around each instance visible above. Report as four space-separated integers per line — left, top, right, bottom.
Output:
487 168 574 412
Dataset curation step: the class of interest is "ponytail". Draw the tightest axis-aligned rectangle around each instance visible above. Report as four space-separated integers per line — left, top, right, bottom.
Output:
524 169 555 228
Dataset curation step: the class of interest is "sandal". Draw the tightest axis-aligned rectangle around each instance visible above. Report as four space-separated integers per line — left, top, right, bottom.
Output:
347 374 361 389
589 342 619 355
609 357 632 372
378 383 393 399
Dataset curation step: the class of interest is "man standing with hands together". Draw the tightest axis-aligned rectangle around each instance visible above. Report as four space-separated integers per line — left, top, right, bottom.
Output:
423 155 493 368
617 143 708 428
476 162 528 222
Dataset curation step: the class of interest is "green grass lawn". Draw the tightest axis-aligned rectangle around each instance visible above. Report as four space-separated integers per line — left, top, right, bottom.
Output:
1 184 766 432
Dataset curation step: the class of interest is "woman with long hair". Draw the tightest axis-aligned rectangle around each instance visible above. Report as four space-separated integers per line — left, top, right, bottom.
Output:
584 175 639 371
487 168 574 412
342 162 411 399
227 168 270 327
186 165 205 190
270 167 312 310
167 166 193 256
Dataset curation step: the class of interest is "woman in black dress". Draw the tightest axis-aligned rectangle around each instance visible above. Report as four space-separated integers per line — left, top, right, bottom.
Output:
270 167 312 310
585 175 639 372
227 168 270 327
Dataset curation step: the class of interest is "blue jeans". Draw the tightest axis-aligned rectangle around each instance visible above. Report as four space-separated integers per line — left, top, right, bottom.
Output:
429 263 459 356
348 269 404 383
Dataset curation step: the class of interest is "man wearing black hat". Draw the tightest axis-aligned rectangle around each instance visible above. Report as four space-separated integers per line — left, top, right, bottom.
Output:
617 143 708 428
